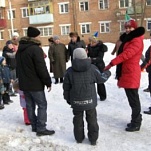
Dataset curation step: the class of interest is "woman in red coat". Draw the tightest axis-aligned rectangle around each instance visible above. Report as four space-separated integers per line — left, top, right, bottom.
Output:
104 20 145 132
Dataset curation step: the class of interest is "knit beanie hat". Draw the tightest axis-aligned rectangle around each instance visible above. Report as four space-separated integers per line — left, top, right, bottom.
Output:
53 35 60 41
0 57 5 65
27 26 40 37
73 48 87 59
6 40 12 46
125 19 137 29
89 36 97 43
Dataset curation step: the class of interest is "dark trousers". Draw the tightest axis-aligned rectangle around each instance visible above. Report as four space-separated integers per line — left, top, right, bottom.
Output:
24 91 47 132
97 83 106 100
148 71 151 93
124 88 142 126
73 108 99 143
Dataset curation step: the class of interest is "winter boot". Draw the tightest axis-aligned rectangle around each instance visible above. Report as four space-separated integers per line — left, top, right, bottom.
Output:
2 93 10 105
144 108 151 115
60 78 64 83
55 78 58 84
36 129 55 136
0 104 4 109
125 124 140 132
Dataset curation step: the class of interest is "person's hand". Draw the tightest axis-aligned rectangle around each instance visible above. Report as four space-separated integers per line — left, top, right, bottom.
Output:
11 79 14 83
47 87 51 92
104 64 112 71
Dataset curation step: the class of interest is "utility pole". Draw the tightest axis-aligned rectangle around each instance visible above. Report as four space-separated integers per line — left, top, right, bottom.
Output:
8 0 14 36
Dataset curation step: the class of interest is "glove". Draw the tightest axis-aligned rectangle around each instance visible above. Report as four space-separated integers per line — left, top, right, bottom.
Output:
104 63 112 71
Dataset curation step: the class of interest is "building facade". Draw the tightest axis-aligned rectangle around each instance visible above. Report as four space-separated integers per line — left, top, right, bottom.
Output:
0 0 151 49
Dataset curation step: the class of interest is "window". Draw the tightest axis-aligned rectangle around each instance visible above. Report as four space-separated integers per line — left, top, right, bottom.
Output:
0 9 4 19
38 26 53 36
119 0 132 8
60 25 70 35
99 0 109 9
147 20 151 31
59 3 69 14
21 7 29 18
29 0 51 15
146 0 151 5
0 30 4 40
119 21 125 32
7 9 15 19
79 1 89 11
23 28 28 36
80 23 91 34
99 21 110 33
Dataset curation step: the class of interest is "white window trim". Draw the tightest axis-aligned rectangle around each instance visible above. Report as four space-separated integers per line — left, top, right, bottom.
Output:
146 20 151 31
59 24 71 35
79 22 91 34
98 21 111 33
37 26 54 37
20 7 29 18
98 0 109 10
7 8 16 20
79 1 89 11
0 30 4 40
119 0 132 9
146 0 151 6
58 2 69 14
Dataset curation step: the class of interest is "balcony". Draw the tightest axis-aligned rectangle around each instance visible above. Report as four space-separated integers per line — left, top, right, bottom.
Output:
29 13 53 24
0 19 6 29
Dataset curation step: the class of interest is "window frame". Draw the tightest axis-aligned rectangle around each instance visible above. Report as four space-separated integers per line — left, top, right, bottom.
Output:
21 7 29 18
7 9 16 19
147 20 151 31
119 0 132 8
59 24 71 35
146 0 151 6
58 2 69 14
0 30 4 40
79 22 91 34
37 26 53 37
99 0 109 10
99 21 111 33
79 1 89 11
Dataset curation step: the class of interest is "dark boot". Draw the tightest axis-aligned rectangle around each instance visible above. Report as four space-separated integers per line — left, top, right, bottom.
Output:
60 78 63 83
0 104 4 109
125 123 140 132
144 109 151 115
55 78 58 84
2 93 9 105
36 129 55 136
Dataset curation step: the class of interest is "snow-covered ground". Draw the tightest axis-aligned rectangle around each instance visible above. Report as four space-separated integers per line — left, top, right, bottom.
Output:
0 39 151 151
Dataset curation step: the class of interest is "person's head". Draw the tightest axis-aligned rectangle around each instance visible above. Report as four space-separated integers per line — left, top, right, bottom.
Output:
53 35 60 44
12 79 19 91
0 57 6 66
73 48 87 60
12 32 19 40
6 40 14 49
69 32 79 42
27 26 40 39
89 36 98 44
48 37 54 43
124 19 137 34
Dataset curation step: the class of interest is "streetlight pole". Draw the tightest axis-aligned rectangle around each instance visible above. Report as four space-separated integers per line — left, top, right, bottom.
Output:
8 0 14 36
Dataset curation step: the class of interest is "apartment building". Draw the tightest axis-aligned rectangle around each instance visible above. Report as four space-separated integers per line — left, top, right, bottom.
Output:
0 0 151 50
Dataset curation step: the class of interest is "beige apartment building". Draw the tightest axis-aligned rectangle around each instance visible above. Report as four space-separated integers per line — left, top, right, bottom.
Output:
0 0 151 50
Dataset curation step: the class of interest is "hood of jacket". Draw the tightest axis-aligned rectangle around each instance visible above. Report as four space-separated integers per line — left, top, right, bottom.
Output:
18 36 41 52
72 59 91 72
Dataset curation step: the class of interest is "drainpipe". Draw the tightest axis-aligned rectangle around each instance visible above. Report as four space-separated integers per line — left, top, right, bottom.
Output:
8 0 14 36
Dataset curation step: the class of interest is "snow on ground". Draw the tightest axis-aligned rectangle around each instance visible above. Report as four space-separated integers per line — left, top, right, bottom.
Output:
0 40 151 151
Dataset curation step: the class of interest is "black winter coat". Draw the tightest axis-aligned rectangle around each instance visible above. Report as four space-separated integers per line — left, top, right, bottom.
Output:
16 37 51 91
2 46 16 70
68 36 86 61
87 42 107 72
63 59 110 111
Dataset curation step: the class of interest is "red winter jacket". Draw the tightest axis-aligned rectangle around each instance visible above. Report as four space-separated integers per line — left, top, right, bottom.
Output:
110 28 144 88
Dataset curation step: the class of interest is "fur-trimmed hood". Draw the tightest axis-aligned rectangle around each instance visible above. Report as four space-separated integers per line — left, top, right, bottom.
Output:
18 36 41 52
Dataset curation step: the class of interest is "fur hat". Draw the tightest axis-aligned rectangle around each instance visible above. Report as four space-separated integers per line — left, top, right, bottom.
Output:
125 19 137 29
12 32 19 37
6 40 12 46
73 48 87 59
0 57 5 65
89 36 97 43
53 35 60 41
27 26 40 37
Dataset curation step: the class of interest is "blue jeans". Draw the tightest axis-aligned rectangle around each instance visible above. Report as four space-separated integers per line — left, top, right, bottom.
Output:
24 91 47 132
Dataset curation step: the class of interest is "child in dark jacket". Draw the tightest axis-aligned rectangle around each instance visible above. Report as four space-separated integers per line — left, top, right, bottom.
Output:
0 57 13 104
63 48 111 145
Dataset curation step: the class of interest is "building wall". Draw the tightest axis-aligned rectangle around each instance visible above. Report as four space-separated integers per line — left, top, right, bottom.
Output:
0 0 151 50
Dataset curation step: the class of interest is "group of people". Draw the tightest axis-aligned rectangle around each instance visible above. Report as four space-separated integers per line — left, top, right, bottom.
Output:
0 18 150 146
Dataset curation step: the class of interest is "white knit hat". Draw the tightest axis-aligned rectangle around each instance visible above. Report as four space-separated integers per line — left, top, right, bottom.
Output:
12 32 19 37
73 48 87 59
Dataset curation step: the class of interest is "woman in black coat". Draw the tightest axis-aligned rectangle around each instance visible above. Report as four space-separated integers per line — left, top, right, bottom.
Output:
87 37 108 101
